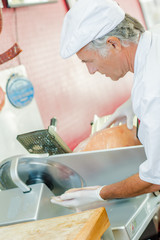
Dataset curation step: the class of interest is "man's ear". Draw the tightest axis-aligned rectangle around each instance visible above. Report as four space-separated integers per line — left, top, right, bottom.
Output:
106 36 122 51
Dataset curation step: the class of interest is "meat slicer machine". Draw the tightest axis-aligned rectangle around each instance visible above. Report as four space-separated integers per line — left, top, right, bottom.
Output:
0 117 160 240
0 118 81 226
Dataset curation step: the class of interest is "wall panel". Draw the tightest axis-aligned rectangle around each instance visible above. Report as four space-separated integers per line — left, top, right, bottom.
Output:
0 0 145 150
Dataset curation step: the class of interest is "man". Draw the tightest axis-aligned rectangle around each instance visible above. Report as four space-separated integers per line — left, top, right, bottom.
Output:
51 0 160 208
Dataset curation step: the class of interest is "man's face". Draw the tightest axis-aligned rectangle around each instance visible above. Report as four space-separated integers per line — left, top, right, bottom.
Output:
76 42 127 81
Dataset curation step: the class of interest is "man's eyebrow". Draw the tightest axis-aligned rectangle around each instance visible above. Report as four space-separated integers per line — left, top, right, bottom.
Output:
81 60 92 63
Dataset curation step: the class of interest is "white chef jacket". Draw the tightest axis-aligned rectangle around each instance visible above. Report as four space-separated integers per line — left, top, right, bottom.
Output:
132 24 160 184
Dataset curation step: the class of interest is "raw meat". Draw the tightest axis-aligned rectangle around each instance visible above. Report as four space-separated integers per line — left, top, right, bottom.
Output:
74 124 141 152
0 43 22 64
0 87 5 111
0 9 22 64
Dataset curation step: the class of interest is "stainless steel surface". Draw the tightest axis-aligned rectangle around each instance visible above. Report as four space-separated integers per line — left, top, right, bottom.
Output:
102 226 115 240
0 154 85 226
110 193 160 240
10 156 30 193
46 146 160 240
0 183 75 226
49 145 146 186
0 155 85 195
0 145 159 239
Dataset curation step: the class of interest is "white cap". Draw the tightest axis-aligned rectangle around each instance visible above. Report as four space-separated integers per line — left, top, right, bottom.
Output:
60 0 125 59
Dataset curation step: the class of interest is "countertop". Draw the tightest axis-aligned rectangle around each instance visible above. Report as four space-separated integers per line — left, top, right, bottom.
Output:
0 207 110 240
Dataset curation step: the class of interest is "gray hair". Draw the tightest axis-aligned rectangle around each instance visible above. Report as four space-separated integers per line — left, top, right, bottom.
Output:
86 13 145 57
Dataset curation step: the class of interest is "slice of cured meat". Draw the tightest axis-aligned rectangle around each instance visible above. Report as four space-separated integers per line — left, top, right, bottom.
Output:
0 9 22 64
74 124 141 152
0 43 22 64
0 8 2 34
0 87 5 111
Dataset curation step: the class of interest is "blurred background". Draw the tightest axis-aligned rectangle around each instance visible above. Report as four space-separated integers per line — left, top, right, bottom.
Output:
0 0 158 151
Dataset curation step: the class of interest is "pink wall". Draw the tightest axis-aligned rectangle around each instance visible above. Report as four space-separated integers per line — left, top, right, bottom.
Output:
0 0 146 150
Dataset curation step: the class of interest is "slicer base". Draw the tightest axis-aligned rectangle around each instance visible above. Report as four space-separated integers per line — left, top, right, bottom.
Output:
0 183 74 226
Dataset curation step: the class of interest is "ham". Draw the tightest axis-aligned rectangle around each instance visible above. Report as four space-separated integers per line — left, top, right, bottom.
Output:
0 9 22 65
0 43 22 64
0 87 5 111
0 8 2 34
74 124 141 152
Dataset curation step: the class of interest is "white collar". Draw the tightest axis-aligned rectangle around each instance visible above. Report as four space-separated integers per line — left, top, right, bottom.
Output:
134 31 151 78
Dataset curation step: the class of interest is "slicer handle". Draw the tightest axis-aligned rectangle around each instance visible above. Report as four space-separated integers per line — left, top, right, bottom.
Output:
50 117 57 131
10 156 31 193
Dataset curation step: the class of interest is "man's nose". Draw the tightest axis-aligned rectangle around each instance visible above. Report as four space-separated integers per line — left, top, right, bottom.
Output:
86 63 97 74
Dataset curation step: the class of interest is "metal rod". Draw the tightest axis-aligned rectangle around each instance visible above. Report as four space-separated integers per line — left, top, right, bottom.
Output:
10 156 31 193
